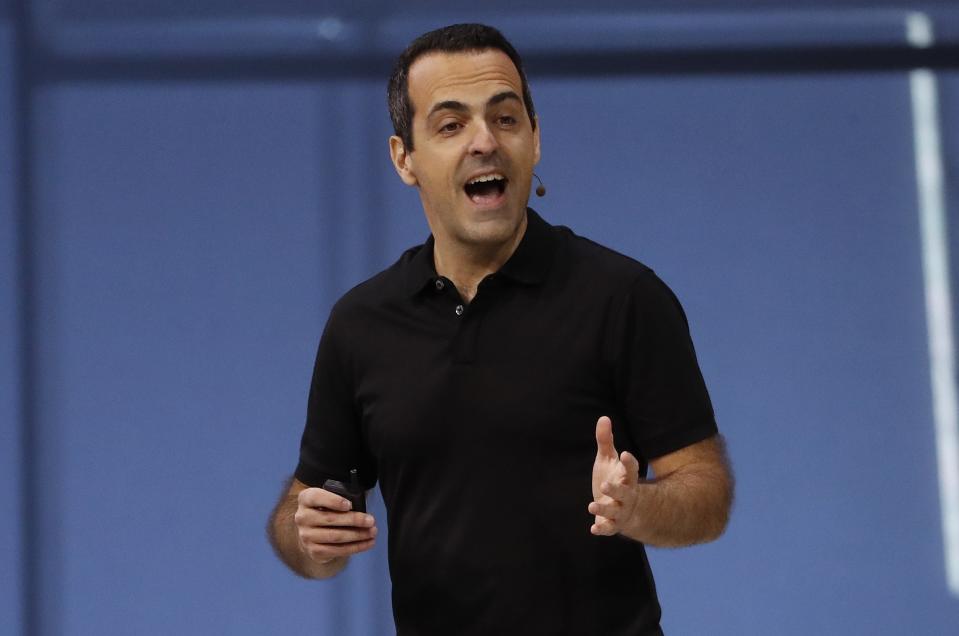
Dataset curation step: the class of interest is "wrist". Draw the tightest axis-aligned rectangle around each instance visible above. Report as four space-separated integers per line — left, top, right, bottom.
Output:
301 550 346 579
621 482 651 542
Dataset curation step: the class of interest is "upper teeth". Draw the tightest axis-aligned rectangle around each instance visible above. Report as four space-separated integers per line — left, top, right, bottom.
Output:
468 174 505 185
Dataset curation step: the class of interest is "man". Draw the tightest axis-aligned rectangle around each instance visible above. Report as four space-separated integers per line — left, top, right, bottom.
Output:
268 23 733 635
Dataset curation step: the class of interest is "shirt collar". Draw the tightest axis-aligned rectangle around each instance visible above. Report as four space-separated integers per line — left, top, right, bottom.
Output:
404 207 555 297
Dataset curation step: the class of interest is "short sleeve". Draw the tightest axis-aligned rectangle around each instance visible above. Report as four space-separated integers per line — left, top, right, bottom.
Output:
294 306 377 489
606 271 718 460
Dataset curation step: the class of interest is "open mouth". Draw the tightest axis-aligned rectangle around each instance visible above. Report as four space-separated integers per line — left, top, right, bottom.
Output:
463 173 508 205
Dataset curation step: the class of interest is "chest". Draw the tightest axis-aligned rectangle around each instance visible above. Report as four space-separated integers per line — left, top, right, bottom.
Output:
353 286 617 466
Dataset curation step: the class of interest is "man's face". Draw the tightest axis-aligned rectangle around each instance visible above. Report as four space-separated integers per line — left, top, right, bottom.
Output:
390 49 541 251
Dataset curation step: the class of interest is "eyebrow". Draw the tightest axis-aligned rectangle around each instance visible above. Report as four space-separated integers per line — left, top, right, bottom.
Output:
426 91 523 120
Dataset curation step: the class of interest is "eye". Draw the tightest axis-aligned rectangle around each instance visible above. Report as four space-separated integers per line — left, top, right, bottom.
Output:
497 115 517 127
439 121 462 134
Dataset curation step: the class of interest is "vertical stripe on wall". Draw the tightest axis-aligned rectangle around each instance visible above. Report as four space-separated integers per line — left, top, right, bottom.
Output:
907 11 959 597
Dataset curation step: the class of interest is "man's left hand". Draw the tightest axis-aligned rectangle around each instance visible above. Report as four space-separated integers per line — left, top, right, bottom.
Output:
588 415 642 536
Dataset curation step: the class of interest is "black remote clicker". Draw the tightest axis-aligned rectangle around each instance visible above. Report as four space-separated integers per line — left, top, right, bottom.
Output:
321 468 366 513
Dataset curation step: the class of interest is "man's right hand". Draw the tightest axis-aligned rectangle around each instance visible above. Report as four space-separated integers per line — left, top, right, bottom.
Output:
294 486 378 565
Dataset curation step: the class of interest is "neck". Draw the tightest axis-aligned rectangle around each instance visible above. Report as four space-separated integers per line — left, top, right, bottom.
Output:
433 214 527 303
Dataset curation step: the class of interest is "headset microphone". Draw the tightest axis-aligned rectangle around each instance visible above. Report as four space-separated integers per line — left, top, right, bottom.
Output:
533 173 546 197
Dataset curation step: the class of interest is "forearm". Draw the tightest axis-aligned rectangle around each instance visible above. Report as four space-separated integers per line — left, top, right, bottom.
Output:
267 485 348 579
621 463 733 548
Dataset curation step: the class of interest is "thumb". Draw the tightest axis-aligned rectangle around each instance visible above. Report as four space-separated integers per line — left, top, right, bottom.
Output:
595 416 618 460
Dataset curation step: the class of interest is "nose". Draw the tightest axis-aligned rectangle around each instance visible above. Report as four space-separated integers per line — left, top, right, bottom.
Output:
467 121 498 156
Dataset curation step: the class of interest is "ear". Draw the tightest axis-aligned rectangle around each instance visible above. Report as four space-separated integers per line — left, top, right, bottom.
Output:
389 135 418 187
532 116 541 166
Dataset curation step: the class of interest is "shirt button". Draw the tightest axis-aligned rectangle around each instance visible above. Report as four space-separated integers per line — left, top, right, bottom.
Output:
455 304 464 316
435 279 445 291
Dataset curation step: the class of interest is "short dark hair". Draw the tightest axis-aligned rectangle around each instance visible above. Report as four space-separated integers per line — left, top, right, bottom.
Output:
387 23 537 151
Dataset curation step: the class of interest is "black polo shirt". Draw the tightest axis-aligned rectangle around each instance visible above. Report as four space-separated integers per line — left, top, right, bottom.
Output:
295 208 718 636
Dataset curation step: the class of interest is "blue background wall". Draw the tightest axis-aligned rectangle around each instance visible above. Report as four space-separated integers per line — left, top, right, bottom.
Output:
4 1 959 634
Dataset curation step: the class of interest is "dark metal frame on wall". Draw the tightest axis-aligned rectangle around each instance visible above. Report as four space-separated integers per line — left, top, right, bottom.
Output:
11 1 959 634
13 1 42 632
18 5 959 82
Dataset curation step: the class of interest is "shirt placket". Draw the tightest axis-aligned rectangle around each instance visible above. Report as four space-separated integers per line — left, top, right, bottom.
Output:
432 275 496 364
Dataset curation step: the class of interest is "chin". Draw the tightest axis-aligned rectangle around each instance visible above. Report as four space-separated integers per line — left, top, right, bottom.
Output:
462 207 525 243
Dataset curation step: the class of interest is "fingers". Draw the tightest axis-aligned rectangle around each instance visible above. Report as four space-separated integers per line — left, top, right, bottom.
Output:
589 450 641 538
589 497 626 536
595 451 638 502
295 485 375 528
298 521 378 560
298 486 352 511
594 416 618 460
621 450 640 485
295 493 379 563
294 506 375 529
300 524 378 545
302 537 377 563
587 497 621 521
590 515 618 536
299 525 377 560
294 485 379 563
599 478 634 502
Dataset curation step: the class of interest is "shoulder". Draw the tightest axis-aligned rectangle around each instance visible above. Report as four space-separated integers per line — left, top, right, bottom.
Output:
552 223 657 290
547 222 690 324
